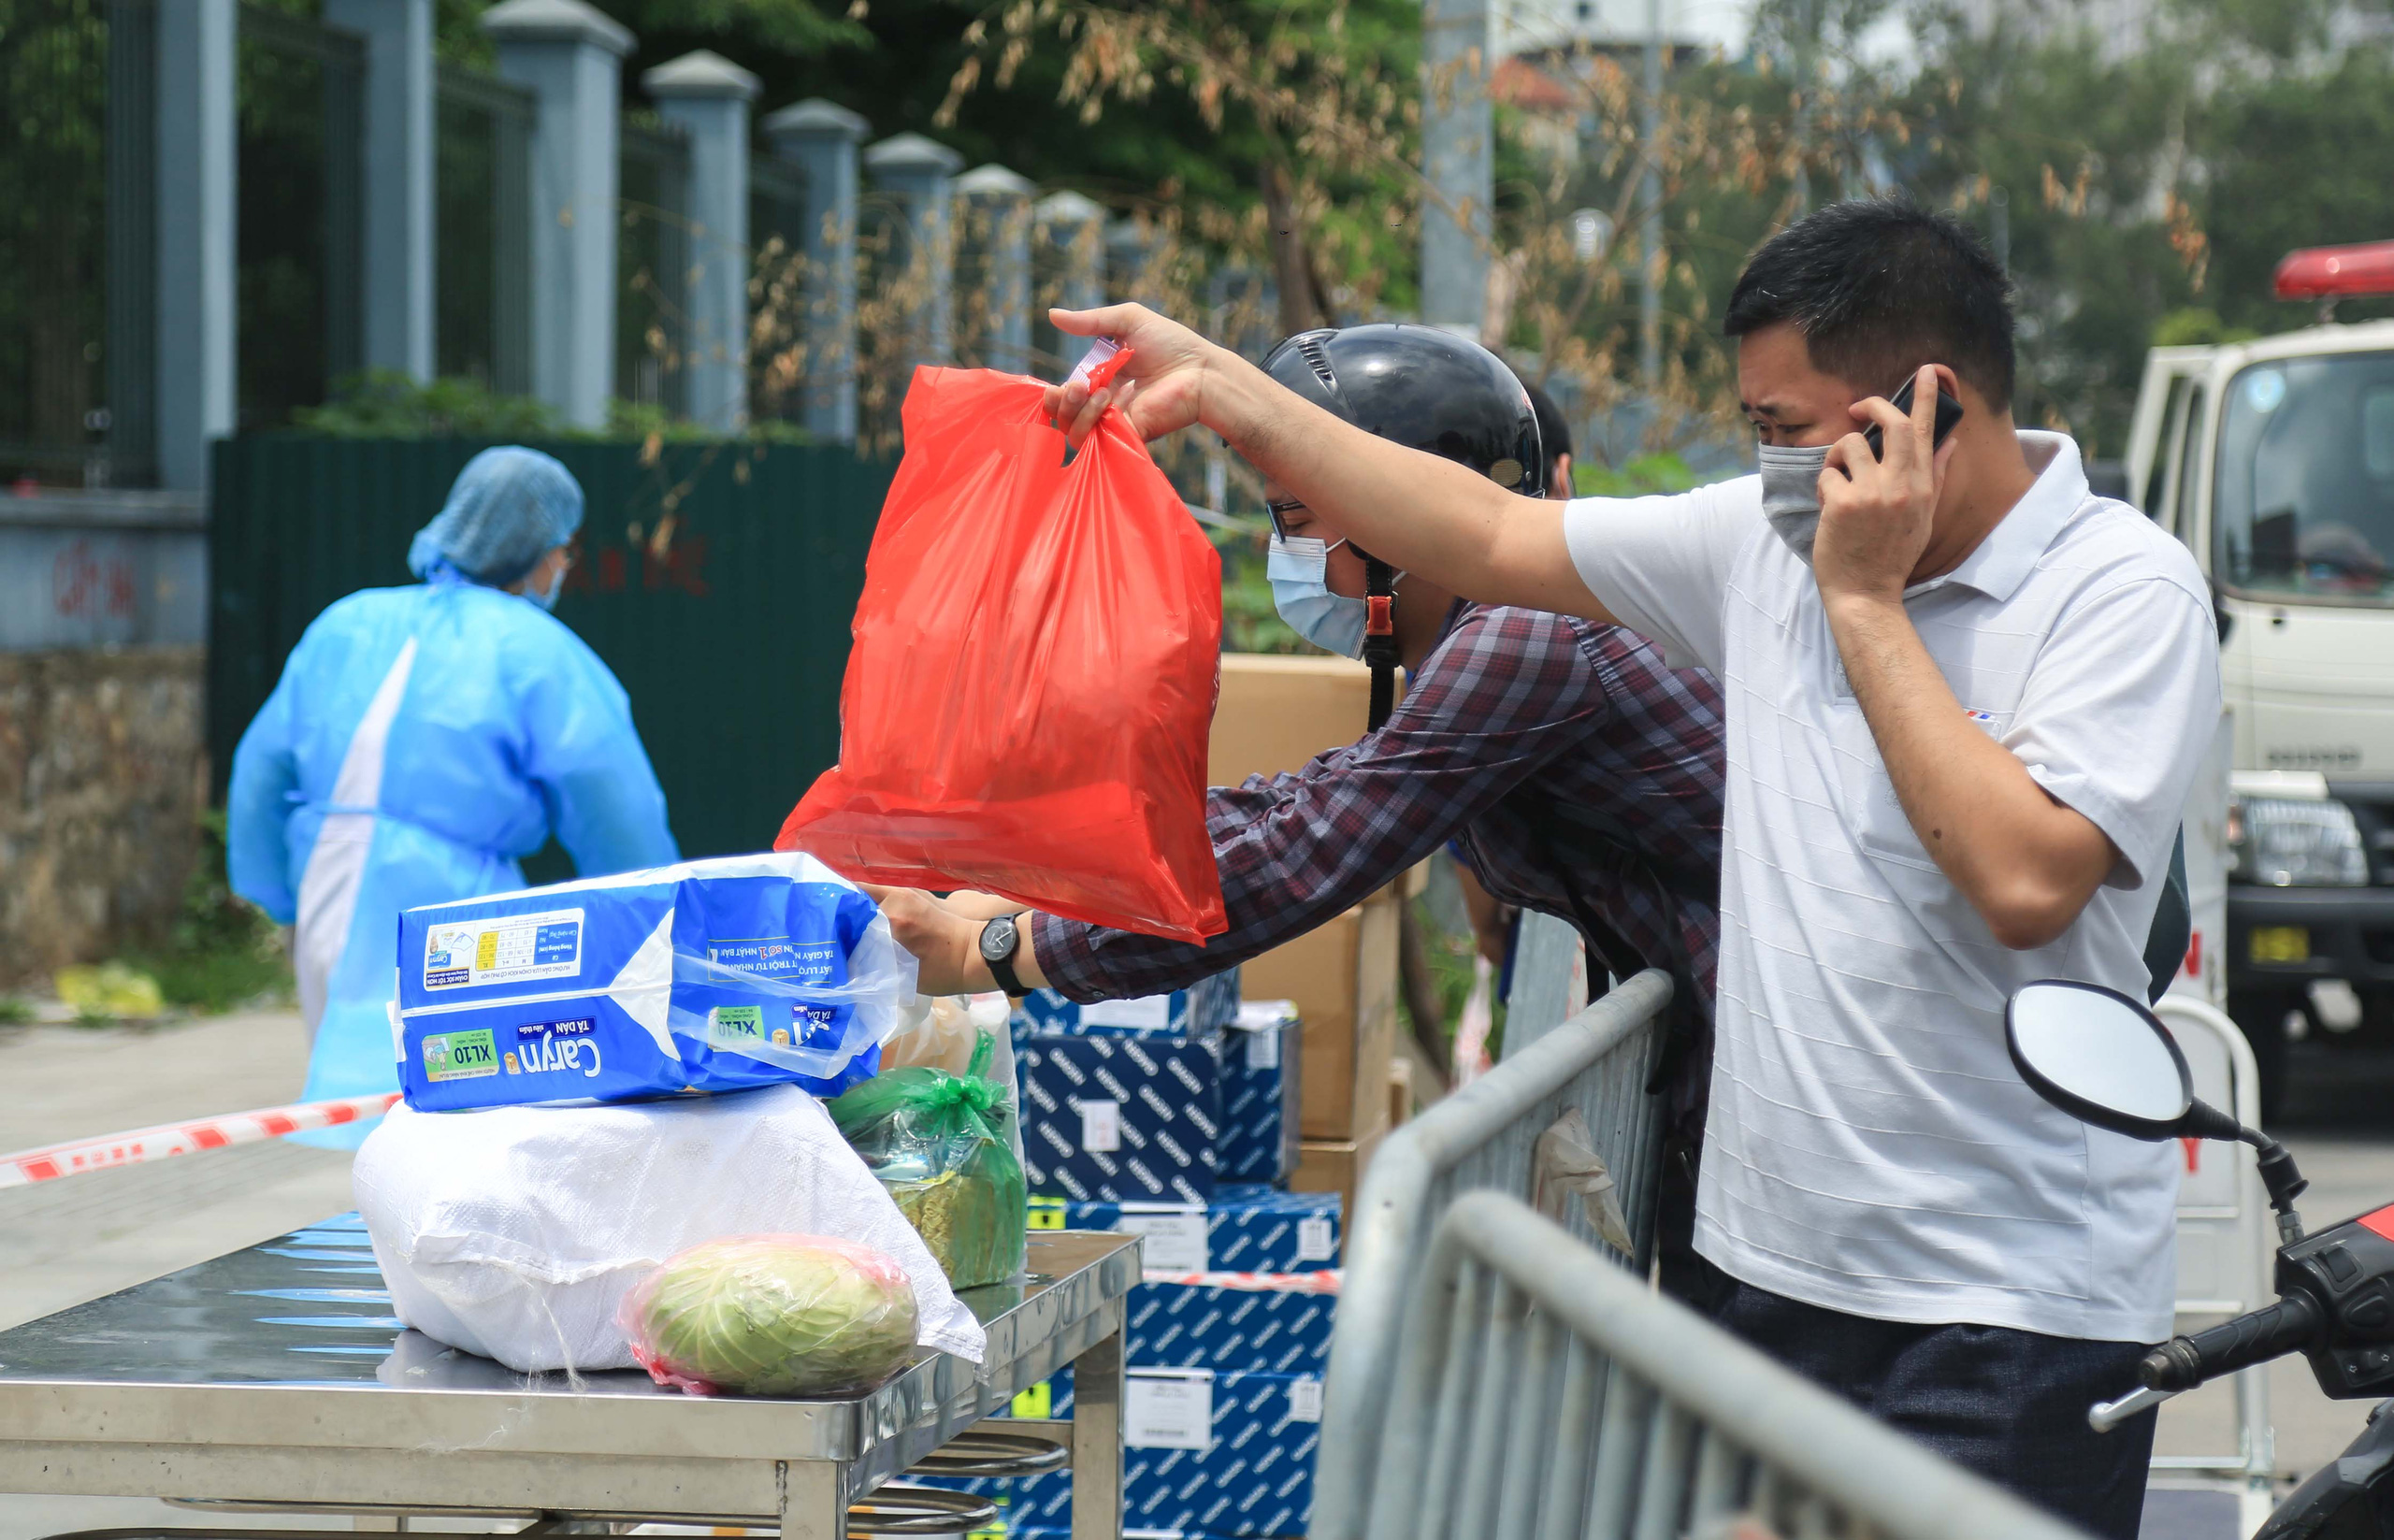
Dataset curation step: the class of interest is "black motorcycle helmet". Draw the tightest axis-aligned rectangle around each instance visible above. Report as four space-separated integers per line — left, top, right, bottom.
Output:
1261 324 1547 497
1258 324 1544 730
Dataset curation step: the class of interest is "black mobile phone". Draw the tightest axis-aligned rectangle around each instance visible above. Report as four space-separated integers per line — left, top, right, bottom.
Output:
1862 375 1965 460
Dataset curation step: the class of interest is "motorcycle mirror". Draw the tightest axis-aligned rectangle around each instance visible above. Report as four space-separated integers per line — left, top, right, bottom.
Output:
2006 980 2198 1140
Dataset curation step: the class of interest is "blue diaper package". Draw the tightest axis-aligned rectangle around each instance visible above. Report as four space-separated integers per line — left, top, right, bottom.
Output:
393 853 916 1111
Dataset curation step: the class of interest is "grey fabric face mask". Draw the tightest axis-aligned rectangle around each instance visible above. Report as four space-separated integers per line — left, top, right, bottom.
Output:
1757 443 1833 563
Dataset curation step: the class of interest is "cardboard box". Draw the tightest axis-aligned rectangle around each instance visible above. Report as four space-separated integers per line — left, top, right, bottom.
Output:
1388 1056 1414 1130
1241 903 1398 1142
1015 1031 1221 1202
1126 1279 1337 1374
1016 969 1241 1036
1009 1368 1323 1538
1028 1187 1341 1273
1291 1125 1388 1217
1209 654 1377 787
1219 1001 1302 1185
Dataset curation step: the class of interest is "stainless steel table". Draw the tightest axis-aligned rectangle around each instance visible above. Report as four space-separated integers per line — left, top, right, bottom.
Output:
0 1215 1140 1540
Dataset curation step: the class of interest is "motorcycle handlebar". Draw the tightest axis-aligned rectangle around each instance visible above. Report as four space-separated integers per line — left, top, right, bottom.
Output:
2141 1292 2325 1392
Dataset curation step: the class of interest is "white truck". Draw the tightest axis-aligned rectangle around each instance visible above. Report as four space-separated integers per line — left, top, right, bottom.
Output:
2121 240 2394 1114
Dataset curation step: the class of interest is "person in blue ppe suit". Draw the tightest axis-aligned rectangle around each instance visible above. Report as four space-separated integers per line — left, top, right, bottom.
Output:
229 447 678 1139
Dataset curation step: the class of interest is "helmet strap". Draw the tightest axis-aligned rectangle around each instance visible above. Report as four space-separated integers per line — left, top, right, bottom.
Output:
1362 554 1400 730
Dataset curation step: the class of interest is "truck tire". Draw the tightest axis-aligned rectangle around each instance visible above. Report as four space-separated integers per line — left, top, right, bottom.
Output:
2227 989 2297 1126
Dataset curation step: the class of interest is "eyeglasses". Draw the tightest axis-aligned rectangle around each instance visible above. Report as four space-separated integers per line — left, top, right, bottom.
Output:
1265 498 1306 540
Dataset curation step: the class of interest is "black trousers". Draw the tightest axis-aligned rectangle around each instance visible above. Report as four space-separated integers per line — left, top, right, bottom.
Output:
1678 1254 2157 1537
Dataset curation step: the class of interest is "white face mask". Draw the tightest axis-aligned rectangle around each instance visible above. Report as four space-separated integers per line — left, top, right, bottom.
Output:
1267 535 1371 657
526 558 567 612
1757 442 1833 564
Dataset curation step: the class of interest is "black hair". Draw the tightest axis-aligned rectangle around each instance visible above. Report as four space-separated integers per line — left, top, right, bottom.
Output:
1723 198 2014 410
1520 377 1573 481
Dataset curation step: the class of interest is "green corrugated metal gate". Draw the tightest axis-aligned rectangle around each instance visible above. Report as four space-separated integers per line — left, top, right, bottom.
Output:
209 436 893 869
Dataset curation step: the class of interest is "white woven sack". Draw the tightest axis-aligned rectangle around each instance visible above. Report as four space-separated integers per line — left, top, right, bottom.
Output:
353 1084 988 1374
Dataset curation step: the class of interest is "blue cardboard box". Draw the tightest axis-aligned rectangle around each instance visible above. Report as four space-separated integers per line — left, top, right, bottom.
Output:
1008 1369 1322 1537
1126 1280 1336 1374
1015 969 1241 1037
1218 1001 1301 1185
1016 1033 1219 1202
1031 1187 1341 1273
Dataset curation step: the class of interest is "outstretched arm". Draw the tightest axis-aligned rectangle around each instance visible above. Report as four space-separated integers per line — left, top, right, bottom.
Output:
1041 304 1616 622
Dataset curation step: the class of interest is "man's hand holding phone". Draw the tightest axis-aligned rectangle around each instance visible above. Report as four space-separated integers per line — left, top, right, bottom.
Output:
1813 366 1963 607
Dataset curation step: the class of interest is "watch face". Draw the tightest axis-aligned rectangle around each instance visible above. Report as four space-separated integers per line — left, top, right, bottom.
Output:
981 917 1016 962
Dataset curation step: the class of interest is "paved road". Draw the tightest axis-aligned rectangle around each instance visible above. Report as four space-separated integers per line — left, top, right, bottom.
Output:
2 1014 2392 1536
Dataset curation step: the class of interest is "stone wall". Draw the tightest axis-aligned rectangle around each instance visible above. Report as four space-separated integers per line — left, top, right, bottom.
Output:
0 648 208 988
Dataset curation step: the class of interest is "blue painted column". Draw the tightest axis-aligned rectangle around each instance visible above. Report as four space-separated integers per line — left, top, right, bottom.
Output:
865 133 963 368
761 98 867 443
325 0 435 380
153 0 236 491
956 164 1032 374
1035 191 1105 372
645 50 760 432
483 0 633 430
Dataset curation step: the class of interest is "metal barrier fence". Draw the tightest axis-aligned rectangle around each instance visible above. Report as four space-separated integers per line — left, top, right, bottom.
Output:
236 3 365 432
1312 968 1674 1540
435 65 534 395
0 0 154 487
619 118 693 415
1348 1192 2090 1540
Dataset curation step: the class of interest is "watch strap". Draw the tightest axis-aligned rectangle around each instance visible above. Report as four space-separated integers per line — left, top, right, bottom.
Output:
982 916 1029 998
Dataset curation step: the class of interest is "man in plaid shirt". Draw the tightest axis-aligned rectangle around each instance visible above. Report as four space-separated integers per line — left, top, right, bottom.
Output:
874 329 1726 1274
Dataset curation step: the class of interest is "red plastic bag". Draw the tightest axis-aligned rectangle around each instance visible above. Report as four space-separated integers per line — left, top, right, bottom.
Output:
778 366 1227 943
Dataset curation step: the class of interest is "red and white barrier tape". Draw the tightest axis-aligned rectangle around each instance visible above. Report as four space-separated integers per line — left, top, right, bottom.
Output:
0 1091 399 1189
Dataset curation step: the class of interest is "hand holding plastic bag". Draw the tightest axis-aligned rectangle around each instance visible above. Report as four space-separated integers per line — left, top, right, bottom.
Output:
778 366 1227 943
829 1032 1028 1289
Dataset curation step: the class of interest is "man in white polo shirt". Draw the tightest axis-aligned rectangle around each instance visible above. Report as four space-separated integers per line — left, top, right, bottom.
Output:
1037 201 2219 1535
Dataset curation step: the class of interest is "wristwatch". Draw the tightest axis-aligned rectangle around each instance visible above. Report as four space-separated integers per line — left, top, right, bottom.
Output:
979 914 1030 998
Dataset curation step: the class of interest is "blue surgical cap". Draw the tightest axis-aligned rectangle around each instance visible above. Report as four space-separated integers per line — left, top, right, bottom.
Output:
408 446 584 586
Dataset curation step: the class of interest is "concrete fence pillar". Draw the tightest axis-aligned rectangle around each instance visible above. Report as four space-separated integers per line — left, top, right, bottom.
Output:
1034 191 1105 372
153 0 236 491
956 164 1032 374
644 50 760 433
1105 216 1159 309
1421 0 1492 336
483 0 632 430
864 132 963 369
325 0 435 381
761 97 866 443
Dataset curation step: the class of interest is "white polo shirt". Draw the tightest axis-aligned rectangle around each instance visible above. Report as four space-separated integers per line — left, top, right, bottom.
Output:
1563 432 2219 1343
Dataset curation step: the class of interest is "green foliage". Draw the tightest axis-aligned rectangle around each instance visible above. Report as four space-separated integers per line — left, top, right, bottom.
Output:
2152 309 2261 348
292 372 815 444
1574 453 1699 498
0 995 34 1027
295 370 564 438
123 813 293 1015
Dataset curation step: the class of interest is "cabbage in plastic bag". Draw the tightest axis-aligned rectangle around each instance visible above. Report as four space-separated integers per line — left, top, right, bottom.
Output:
620 1234 920 1396
829 1033 1027 1289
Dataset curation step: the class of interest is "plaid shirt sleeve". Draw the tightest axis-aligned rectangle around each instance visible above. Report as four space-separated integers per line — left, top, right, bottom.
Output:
1031 607 1616 1002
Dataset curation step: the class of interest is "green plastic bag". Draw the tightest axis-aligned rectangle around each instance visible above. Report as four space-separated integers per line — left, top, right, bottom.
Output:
829 1033 1027 1289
